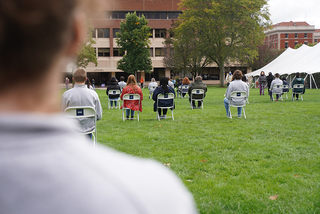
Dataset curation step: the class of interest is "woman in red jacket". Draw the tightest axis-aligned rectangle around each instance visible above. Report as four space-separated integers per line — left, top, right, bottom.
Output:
121 75 143 120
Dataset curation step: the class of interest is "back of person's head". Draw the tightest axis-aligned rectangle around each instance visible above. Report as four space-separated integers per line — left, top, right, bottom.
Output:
110 77 117 82
120 76 125 81
0 0 99 91
127 75 137 86
195 76 202 81
233 70 243 80
160 76 169 93
182 77 190 85
281 77 287 81
151 78 156 82
74 69 87 83
296 72 300 78
275 73 280 78
241 75 247 82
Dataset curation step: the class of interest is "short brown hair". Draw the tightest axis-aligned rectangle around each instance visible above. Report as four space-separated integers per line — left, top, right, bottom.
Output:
74 69 87 83
233 70 243 80
0 0 98 90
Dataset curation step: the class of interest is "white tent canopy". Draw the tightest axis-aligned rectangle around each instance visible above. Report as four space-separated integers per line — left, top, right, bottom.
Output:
247 43 320 88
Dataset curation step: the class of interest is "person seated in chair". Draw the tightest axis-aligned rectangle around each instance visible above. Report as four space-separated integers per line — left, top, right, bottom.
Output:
61 68 103 136
223 70 249 118
148 78 158 99
153 77 176 119
181 77 191 98
188 76 207 108
269 73 283 101
292 72 305 100
118 76 126 91
281 76 289 95
106 77 121 109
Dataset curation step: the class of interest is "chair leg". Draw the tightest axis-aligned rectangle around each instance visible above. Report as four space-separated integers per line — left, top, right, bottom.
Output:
228 106 232 119
172 110 174 121
137 112 139 121
243 107 246 119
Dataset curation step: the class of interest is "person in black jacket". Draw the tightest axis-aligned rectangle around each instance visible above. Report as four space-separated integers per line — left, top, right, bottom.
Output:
106 77 121 108
152 77 176 119
267 72 274 95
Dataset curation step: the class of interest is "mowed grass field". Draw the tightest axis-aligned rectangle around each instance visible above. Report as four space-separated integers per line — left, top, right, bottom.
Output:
92 86 319 213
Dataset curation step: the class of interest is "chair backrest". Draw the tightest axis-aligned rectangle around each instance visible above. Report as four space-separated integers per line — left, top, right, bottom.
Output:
64 106 96 119
282 85 289 92
149 86 156 91
293 84 304 89
230 91 247 100
108 90 121 98
157 93 175 108
191 89 204 99
181 85 189 92
282 85 289 89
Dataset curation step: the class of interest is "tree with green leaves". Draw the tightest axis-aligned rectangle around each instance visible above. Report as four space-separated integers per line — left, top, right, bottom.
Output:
75 21 97 68
163 21 212 79
116 12 152 77
178 0 271 86
294 43 318 49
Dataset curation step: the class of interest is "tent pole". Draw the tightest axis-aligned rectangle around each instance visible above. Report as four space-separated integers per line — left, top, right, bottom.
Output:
311 74 318 89
304 74 309 89
310 75 312 89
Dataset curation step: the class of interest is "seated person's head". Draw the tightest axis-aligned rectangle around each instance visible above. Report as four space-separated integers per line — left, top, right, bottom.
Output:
110 76 117 83
241 75 247 82
151 78 156 82
233 70 243 80
73 69 87 84
182 77 190 85
282 77 287 81
195 76 202 81
296 72 300 78
275 73 280 78
127 75 137 85
120 76 125 81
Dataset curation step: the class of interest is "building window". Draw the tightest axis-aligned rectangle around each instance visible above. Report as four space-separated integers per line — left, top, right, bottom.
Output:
149 48 153 57
155 29 166 38
98 48 110 57
295 33 298 38
113 28 120 38
285 33 288 38
113 48 124 57
155 48 166 56
304 41 308 45
295 41 298 47
91 29 96 38
285 42 288 49
315 39 318 43
149 29 154 38
112 12 127 19
97 28 110 38
154 12 167 19
168 12 182 19
304 33 308 38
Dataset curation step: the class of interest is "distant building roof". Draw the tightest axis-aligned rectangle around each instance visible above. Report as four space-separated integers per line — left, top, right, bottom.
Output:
273 21 310 27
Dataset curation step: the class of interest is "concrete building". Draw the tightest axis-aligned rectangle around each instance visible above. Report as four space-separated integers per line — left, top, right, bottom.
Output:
84 0 249 86
264 21 319 50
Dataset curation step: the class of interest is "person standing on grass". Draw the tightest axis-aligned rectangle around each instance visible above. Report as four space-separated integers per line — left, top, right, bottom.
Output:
121 75 143 120
106 76 121 108
140 76 144 88
92 78 95 90
153 76 175 119
0 0 198 212
61 68 102 137
269 73 283 101
258 71 267 95
267 72 274 94
65 77 69 90
224 70 249 118
225 71 233 86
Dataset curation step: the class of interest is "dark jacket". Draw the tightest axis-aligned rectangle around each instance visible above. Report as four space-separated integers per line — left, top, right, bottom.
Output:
152 86 176 112
188 80 207 100
267 74 274 87
106 82 121 99
282 80 289 92
292 77 305 93
259 75 267 83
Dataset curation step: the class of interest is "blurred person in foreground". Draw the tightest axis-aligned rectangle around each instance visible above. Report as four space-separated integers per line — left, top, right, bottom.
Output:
0 0 198 214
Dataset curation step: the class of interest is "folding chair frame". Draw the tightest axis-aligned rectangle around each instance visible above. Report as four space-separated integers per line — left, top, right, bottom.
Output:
149 86 157 99
180 85 189 98
108 90 121 109
190 89 204 109
122 94 140 121
156 93 175 121
282 85 289 99
292 84 304 101
228 91 247 119
64 106 97 148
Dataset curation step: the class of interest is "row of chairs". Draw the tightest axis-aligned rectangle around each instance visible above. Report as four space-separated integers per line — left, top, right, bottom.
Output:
271 84 304 101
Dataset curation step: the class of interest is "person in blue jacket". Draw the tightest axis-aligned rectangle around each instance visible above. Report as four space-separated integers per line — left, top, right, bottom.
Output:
152 76 176 119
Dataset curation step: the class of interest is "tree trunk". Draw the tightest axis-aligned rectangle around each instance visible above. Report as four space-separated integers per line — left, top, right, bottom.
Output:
219 63 225 87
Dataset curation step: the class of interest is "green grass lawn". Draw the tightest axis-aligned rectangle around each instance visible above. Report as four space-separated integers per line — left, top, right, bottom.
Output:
94 86 320 213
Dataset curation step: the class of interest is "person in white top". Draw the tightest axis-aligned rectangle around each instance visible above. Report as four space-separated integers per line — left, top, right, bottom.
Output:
0 1 198 214
118 76 127 91
148 78 158 99
269 73 283 101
